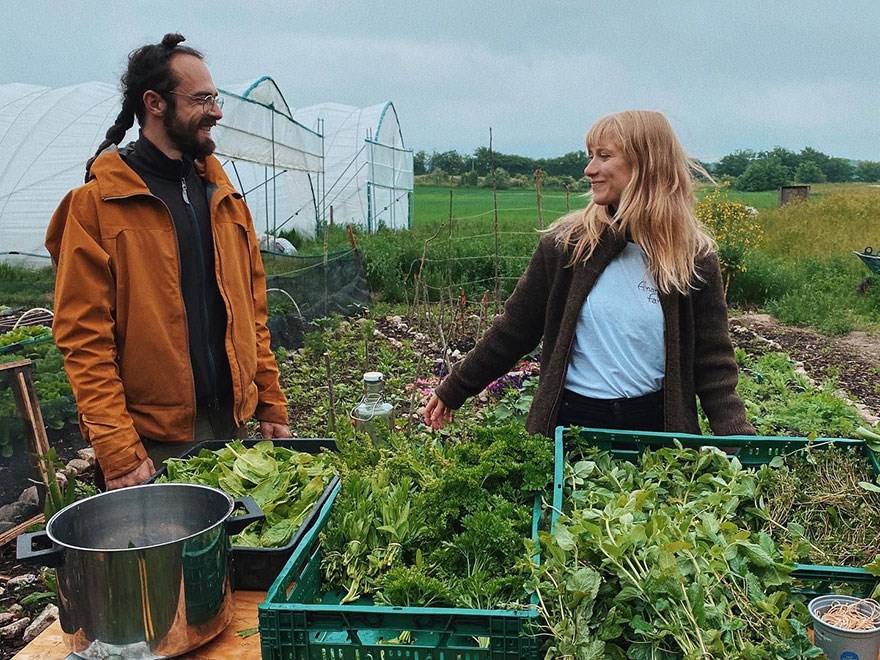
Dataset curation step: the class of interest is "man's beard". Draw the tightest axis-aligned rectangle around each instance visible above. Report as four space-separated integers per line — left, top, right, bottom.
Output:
164 108 216 159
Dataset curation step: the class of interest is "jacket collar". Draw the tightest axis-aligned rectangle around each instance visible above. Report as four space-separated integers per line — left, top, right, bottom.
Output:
124 134 195 182
88 144 233 201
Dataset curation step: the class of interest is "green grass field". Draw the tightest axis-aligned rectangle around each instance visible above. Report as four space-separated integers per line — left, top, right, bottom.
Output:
6 182 880 335
412 185 588 228
411 184 780 228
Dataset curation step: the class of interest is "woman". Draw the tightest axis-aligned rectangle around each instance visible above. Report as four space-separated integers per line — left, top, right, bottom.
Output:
423 110 755 437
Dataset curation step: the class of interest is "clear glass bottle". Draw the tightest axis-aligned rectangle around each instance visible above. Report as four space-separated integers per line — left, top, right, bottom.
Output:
351 371 395 439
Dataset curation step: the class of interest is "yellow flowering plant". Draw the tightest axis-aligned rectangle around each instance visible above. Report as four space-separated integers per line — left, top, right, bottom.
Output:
695 185 763 294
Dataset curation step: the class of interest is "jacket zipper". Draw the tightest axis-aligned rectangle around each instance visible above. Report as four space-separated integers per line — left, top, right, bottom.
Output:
205 182 245 424
182 177 220 410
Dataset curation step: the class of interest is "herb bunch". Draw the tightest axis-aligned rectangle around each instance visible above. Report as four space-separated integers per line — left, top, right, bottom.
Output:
533 444 819 659
320 422 554 609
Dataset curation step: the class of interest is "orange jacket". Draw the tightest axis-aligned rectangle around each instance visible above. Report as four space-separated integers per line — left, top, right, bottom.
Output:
45 150 288 479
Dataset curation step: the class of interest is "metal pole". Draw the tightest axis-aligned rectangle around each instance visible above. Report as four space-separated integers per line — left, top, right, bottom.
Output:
271 106 277 236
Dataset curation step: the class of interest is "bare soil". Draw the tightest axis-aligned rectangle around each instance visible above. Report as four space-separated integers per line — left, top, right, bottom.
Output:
731 312 880 423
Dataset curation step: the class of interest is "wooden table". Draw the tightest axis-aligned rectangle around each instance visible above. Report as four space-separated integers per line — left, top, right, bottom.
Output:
12 591 265 659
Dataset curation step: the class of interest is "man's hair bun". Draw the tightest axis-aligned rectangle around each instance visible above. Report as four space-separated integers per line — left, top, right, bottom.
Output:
161 33 186 50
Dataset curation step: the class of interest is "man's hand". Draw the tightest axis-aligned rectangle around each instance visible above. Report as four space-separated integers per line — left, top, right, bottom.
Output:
423 393 453 430
260 421 291 439
105 458 156 491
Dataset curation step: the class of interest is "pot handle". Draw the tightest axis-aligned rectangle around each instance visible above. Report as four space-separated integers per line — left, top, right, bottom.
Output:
16 531 63 568
226 496 264 536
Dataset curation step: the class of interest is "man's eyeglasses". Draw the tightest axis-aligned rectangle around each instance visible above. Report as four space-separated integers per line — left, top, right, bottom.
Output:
167 91 224 114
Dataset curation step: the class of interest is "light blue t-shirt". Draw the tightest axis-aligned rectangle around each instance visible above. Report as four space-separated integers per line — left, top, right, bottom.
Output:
564 241 665 399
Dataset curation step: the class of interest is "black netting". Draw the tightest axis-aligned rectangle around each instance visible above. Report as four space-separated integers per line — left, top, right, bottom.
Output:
262 249 371 348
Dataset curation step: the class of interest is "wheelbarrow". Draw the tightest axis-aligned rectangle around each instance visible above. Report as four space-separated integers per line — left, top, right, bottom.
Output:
854 247 880 292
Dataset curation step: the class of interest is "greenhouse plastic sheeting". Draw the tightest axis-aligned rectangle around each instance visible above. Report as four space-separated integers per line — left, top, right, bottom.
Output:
0 78 323 263
289 101 413 238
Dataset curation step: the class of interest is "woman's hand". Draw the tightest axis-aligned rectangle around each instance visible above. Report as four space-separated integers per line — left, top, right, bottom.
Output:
423 393 453 430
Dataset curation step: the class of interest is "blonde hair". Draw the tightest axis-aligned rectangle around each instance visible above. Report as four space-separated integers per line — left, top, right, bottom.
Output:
548 110 714 294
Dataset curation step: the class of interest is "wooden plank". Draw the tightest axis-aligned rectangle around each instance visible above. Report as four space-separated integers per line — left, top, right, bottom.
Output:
12 590 265 660
11 365 51 490
0 514 44 548
17 368 51 457
0 360 33 372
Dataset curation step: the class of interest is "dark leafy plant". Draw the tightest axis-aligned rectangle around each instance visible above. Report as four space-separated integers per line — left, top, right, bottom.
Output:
532 444 820 658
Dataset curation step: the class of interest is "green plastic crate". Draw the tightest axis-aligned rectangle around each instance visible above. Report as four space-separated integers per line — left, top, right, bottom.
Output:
259 484 548 659
554 426 880 597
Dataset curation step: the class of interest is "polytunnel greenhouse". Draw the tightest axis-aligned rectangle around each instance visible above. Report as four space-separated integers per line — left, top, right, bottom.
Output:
290 101 414 238
0 78 412 262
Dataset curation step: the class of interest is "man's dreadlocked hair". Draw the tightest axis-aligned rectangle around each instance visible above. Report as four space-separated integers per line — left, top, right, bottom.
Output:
85 33 203 181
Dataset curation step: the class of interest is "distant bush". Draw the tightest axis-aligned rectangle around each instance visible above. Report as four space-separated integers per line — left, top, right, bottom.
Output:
795 161 827 184
480 167 511 190
857 161 880 183
735 158 792 191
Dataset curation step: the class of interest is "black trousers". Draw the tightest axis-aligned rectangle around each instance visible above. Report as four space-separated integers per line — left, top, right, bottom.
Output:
556 388 664 432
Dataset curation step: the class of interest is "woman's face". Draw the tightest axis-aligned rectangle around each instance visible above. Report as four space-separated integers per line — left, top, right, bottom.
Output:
584 141 632 208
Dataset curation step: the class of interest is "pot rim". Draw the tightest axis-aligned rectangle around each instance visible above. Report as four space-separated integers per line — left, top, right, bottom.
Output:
45 483 235 553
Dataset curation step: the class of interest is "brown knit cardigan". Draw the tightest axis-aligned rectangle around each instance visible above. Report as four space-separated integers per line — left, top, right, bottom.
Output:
435 226 756 437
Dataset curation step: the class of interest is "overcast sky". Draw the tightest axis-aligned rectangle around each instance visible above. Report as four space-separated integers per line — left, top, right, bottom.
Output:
3 1 878 163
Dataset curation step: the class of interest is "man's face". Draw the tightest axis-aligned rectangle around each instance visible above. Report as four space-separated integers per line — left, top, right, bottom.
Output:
163 54 223 159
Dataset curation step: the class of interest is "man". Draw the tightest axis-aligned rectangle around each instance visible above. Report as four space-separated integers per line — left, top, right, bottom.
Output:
46 34 290 490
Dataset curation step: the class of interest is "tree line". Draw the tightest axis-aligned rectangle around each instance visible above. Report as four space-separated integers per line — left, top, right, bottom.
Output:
414 147 587 179
414 146 880 191
713 147 880 191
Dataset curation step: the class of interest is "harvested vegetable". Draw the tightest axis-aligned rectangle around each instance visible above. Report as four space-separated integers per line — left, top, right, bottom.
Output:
158 439 337 548
755 442 880 567
319 423 554 610
534 444 819 659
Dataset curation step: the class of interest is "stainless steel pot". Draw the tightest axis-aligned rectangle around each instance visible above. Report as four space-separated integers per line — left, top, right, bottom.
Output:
17 483 262 660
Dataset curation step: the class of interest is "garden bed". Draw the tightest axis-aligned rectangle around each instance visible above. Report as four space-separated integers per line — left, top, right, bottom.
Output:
3 309 880 659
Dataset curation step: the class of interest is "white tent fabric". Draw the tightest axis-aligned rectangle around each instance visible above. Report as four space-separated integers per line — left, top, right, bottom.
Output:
216 77 322 172
0 78 323 263
217 78 322 237
291 101 413 238
0 82 132 263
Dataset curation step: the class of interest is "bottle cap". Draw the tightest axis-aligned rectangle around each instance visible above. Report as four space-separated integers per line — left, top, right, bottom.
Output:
363 371 384 383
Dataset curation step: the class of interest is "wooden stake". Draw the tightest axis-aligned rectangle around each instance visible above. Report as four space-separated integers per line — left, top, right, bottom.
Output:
346 224 361 265
0 514 45 548
489 128 501 313
324 352 337 434
3 360 50 491
534 168 544 229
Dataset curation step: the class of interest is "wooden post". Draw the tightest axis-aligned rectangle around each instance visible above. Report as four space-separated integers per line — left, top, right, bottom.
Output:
489 128 501 313
324 352 337 435
447 189 454 295
2 359 51 490
534 168 544 229
323 207 331 317
346 224 361 265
